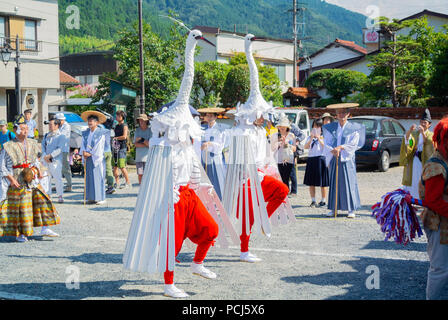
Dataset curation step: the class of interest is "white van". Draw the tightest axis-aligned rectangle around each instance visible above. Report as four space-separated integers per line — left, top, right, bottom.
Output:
274 107 311 159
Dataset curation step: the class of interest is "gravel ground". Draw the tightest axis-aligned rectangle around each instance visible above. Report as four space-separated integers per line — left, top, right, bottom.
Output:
0 163 443 300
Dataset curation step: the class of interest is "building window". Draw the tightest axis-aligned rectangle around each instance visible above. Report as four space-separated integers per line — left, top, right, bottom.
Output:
265 63 286 82
0 17 5 47
24 19 37 50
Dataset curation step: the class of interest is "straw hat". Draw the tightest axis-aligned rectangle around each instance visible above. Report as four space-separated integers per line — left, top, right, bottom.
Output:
326 103 359 109
197 107 226 114
321 112 334 120
276 115 291 128
81 110 107 124
136 114 149 121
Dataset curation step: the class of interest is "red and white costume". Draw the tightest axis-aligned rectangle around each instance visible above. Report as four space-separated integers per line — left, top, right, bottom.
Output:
222 34 293 263
122 29 232 298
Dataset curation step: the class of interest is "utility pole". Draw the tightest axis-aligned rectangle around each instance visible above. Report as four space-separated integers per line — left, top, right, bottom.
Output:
15 35 21 114
289 1 309 88
292 0 298 87
138 0 145 114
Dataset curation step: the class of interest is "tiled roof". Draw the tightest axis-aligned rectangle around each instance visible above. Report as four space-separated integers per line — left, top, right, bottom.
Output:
335 39 367 55
283 87 319 98
60 70 79 85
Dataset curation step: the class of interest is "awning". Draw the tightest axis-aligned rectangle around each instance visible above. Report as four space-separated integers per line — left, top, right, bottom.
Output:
48 98 105 107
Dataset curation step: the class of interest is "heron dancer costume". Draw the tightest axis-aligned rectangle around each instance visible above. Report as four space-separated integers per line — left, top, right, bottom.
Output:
0 116 60 241
223 34 292 264
122 29 236 299
322 103 365 218
400 108 434 200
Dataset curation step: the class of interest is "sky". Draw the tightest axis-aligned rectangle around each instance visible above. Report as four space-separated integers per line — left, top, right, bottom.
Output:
324 0 448 19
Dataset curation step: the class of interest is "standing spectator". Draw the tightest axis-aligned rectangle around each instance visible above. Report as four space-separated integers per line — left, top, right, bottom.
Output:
80 111 107 205
41 119 66 203
0 120 15 148
322 104 365 219
289 122 306 195
321 112 335 125
56 113 72 192
103 125 116 194
303 118 329 208
134 114 152 185
417 117 448 299
24 109 37 139
112 110 131 189
199 108 227 200
399 108 434 200
270 115 297 189
265 118 278 138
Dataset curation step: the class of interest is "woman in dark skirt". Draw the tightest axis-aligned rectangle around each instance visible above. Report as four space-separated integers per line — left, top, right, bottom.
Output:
304 118 329 207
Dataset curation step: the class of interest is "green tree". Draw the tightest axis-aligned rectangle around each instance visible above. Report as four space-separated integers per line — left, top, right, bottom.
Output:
221 64 250 108
93 21 186 128
220 52 283 107
427 37 448 103
305 69 367 102
191 61 231 108
367 17 421 107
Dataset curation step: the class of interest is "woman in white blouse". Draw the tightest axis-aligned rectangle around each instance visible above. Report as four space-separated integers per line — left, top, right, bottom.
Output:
270 115 297 190
304 118 329 207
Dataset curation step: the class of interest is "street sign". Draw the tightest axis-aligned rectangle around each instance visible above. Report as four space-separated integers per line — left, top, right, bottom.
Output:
109 80 137 105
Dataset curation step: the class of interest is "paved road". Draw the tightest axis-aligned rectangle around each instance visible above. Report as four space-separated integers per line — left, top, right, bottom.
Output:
0 163 441 300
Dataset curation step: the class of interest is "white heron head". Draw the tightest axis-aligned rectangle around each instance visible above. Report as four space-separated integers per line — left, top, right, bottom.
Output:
245 34 256 42
189 29 216 47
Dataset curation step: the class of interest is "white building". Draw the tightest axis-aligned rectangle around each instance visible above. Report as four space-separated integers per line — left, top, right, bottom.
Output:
341 10 448 77
300 9 448 82
0 0 59 136
194 26 295 89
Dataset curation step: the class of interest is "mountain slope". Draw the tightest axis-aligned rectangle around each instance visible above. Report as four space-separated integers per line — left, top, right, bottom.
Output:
58 0 367 56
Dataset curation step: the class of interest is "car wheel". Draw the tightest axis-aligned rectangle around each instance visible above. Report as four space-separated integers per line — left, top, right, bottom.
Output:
378 150 390 172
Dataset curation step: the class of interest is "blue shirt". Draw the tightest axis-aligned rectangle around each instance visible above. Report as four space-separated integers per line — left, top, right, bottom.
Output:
25 119 37 138
0 130 15 148
42 131 65 162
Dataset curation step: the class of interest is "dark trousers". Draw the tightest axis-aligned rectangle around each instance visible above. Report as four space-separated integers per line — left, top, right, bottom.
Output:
278 163 294 191
289 162 297 194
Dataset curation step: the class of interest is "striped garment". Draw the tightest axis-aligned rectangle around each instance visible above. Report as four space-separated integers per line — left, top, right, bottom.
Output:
0 185 60 237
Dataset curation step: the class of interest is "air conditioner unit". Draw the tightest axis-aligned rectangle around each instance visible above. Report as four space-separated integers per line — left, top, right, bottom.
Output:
26 94 35 109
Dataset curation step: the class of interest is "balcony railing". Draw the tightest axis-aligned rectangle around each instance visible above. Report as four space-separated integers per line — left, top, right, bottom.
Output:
0 36 42 52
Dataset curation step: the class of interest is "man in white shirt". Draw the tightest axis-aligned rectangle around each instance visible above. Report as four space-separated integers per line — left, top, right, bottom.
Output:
55 113 72 192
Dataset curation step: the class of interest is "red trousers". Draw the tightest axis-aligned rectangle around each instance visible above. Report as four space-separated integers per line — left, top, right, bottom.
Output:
238 175 289 252
164 185 219 284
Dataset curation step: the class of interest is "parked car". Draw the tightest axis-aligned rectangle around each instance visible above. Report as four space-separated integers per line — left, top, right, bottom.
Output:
274 107 311 159
49 111 88 149
348 116 405 172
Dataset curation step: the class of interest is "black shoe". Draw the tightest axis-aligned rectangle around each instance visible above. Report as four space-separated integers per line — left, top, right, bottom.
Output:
310 201 317 208
318 201 326 207
106 187 116 194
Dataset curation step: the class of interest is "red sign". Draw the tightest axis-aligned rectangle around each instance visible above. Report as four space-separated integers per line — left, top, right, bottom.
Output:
364 30 379 43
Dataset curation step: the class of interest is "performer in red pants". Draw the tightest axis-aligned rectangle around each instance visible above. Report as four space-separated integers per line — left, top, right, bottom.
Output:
164 185 219 286
238 175 289 262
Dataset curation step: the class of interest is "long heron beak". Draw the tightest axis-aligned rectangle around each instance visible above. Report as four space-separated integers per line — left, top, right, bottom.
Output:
251 37 267 42
199 36 216 47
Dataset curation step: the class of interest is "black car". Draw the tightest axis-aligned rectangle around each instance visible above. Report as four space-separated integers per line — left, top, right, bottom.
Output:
348 116 405 172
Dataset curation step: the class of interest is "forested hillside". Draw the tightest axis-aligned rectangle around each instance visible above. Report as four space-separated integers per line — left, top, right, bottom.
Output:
58 0 367 56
